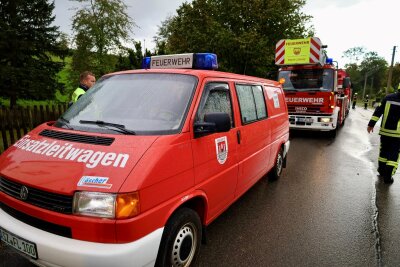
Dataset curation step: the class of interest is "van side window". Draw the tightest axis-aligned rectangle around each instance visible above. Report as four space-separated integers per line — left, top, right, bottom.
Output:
196 82 234 127
235 84 267 124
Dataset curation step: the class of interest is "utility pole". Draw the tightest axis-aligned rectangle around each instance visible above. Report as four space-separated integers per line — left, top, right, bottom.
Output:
143 39 146 57
363 73 368 99
386 46 397 95
370 76 374 97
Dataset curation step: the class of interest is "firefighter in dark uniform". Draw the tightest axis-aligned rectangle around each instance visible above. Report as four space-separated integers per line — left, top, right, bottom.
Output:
367 84 400 184
364 94 369 109
352 93 358 109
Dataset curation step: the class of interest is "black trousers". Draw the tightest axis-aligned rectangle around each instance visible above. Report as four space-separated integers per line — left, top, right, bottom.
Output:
378 135 400 178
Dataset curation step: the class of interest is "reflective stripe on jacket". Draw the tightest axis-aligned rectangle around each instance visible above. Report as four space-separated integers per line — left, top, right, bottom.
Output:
71 87 86 102
368 92 400 138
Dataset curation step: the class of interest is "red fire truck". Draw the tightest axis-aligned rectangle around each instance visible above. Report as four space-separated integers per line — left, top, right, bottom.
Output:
276 37 352 136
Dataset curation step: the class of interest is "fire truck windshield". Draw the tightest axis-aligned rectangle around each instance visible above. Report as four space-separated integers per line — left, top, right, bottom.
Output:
278 69 334 92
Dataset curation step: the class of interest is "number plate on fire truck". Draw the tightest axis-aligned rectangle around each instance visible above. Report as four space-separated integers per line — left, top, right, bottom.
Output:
296 117 313 123
0 227 38 259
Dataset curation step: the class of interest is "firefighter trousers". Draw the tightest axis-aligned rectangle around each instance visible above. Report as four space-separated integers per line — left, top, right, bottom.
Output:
378 135 400 179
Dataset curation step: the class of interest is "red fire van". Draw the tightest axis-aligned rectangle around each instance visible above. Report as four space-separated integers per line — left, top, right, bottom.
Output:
0 53 290 266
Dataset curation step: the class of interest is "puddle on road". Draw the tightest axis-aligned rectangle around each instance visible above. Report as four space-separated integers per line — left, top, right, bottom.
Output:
340 110 382 266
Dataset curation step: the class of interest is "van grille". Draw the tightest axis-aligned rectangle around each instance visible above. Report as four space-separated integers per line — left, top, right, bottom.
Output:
0 176 73 214
39 129 114 146
0 202 72 238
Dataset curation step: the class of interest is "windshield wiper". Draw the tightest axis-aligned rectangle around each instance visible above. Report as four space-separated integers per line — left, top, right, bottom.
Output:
58 116 73 129
79 120 136 135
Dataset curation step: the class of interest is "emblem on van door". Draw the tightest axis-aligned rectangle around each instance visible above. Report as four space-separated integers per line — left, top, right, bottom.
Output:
20 186 29 200
215 136 228 164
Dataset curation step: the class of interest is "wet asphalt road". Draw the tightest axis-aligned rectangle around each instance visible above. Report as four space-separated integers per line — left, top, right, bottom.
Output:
196 107 379 267
1 106 399 266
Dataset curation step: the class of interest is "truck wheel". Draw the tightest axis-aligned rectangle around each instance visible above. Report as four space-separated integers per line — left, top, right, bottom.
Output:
330 116 340 137
269 148 283 181
329 127 337 137
155 208 202 267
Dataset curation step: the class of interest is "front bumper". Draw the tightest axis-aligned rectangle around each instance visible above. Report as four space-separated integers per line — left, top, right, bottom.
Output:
0 208 163 267
288 113 338 131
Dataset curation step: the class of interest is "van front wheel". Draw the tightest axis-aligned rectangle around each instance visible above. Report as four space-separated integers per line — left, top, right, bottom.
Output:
269 148 283 181
155 208 202 267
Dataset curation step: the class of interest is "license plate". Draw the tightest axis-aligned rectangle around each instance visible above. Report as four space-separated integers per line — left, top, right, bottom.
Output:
0 227 38 259
296 118 312 123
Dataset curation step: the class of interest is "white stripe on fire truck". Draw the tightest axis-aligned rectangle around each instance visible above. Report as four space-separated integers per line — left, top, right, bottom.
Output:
310 37 321 63
275 40 285 64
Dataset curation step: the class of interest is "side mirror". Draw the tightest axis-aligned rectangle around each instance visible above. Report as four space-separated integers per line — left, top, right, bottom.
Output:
343 77 351 88
194 112 231 138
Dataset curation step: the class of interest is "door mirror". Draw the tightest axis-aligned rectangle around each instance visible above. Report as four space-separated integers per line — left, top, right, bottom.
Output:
194 112 231 138
343 77 351 88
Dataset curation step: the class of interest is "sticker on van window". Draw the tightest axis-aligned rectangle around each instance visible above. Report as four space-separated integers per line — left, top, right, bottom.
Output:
273 93 280 108
215 136 228 164
78 176 112 189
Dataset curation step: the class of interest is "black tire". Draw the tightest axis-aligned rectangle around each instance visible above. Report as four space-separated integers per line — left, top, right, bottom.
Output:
155 208 202 267
329 127 337 138
269 148 284 181
329 116 340 137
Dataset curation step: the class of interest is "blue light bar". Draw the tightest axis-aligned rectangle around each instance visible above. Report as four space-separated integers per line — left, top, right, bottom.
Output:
326 58 333 64
193 53 218 70
141 57 151 69
141 53 218 70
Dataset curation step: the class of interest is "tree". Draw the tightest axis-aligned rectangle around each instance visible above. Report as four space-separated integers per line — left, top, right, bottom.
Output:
391 63 400 91
0 0 64 107
343 47 392 98
57 32 72 63
115 41 144 70
71 0 135 76
342 46 366 64
359 52 387 96
155 0 313 78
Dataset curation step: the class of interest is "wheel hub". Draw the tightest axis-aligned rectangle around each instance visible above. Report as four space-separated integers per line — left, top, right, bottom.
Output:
171 224 196 267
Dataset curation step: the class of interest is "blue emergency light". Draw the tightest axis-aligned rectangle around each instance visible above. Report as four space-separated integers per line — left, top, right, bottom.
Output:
141 53 218 70
326 58 333 65
141 57 151 69
194 53 218 70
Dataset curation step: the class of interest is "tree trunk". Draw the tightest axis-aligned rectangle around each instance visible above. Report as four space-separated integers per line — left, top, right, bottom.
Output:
9 90 17 109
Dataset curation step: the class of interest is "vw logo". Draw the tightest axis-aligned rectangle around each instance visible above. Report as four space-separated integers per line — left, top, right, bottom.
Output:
20 186 29 200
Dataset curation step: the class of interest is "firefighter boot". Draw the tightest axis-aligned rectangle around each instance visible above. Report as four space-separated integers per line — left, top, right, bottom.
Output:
378 162 386 176
382 167 394 184
384 176 394 184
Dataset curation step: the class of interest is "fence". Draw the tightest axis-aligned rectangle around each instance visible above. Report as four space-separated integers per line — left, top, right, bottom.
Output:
0 104 68 153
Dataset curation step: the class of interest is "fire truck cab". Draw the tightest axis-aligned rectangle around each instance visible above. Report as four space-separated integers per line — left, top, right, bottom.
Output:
0 53 290 267
276 37 351 136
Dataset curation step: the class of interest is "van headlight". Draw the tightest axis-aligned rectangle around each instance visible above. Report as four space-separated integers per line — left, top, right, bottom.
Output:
73 191 140 219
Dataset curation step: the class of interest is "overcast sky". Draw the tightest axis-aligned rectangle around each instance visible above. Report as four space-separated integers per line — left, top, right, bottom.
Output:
54 0 399 69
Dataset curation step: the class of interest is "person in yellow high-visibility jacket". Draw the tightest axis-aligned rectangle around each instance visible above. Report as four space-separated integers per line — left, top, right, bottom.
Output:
71 71 96 103
367 83 400 184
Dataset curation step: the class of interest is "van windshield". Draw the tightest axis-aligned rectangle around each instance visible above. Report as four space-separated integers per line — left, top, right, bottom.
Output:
278 69 334 92
57 73 197 135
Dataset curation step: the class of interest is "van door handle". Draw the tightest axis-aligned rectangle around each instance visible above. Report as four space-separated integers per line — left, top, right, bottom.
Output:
237 130 241 144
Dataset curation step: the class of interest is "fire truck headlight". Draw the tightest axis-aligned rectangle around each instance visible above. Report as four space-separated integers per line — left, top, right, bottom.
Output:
73 191 116 218
318 117 332 123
